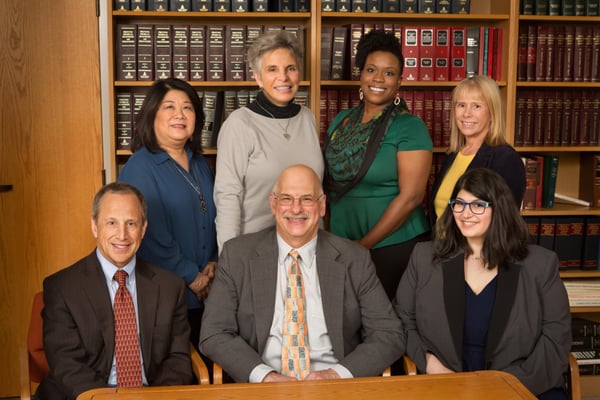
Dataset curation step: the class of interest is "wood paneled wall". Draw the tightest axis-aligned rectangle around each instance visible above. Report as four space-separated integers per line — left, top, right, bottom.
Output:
0 0 103 395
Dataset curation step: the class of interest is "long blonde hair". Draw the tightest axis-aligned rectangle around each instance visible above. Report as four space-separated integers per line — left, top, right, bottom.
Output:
447 75 506 153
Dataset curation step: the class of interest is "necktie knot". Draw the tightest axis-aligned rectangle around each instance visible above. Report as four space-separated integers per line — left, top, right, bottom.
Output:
288 251 300 274
114 270 128 287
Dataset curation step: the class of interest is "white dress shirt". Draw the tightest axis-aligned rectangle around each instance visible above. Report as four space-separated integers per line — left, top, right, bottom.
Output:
248 235 352 382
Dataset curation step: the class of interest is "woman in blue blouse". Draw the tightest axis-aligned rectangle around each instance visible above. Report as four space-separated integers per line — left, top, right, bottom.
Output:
119 78 217 348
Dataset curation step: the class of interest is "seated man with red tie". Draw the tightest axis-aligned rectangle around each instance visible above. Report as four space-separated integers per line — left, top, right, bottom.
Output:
200 164 405 383
39 182 193 400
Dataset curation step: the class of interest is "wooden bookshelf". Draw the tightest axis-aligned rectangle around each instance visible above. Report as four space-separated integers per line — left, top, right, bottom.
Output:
104 0 600 393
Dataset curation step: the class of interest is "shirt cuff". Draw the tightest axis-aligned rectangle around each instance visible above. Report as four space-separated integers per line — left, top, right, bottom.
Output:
332 364 353 379
249 363 276 383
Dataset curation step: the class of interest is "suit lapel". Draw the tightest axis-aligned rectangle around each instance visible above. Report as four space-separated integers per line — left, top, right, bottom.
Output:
442 252 466 363
135 260 158 370
470 143 493 169
315 235 345 360
80 252 117 372
485 261 520 365
250 231 279 354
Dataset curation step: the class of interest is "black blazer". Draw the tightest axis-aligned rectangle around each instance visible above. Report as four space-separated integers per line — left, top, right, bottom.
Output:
39 251 193 400
428 143 526 227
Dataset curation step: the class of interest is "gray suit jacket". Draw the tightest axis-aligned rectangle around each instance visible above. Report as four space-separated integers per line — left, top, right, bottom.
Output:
39 251 193 400
394 242 571 395
200 227 405 382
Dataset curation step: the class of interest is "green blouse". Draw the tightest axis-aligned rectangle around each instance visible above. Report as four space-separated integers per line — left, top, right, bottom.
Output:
326 109 433 249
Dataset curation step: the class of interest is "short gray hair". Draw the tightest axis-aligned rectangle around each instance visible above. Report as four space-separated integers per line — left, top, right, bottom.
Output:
247 30 303 78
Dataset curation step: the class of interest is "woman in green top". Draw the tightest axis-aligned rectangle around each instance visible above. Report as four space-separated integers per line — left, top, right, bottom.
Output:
324 29 433 300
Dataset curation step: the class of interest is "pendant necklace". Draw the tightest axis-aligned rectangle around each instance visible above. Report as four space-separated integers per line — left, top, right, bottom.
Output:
170 160 207 213
255 98 292 140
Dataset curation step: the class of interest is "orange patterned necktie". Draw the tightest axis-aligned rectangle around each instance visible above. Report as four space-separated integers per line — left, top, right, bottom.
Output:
281 250 310 379
113 270 143 388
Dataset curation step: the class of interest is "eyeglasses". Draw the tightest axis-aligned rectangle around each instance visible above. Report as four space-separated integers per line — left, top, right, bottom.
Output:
448 199 491 215
273 193 323 207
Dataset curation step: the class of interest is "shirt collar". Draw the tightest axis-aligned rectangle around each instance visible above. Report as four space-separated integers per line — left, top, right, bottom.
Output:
276 234 318 267
96 248 137 284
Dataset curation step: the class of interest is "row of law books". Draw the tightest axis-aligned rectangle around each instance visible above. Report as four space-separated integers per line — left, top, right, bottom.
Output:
524 215 600 271
571 317 600 375
116 90 227 149
521 0 600 16
321 0 470 13
521 155 559 210
115 24 304 82
318 88 454 147
514 89 600 147
116 89 309 150
518 23 600 83
522 154 600 210
115 0 309 12
321 24 502 82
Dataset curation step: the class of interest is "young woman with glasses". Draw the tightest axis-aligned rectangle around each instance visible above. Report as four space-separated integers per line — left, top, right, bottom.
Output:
394 168 571 400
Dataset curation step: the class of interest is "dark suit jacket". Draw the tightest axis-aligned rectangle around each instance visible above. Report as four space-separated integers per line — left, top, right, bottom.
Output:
199 227 405 382
38 251 193 400
429 143 526 226
394 242 571 395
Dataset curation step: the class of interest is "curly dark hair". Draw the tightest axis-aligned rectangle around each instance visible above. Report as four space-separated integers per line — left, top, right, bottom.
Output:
355 29 404 74
434 168 529 269
131 78 205 154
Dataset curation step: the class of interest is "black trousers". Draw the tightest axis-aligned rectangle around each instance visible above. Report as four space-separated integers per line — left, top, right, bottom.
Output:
370 231 431 301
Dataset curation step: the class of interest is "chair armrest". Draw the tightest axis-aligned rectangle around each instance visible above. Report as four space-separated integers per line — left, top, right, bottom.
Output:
568 353 581 400
189 344 210 385
213 362 223 384
403 355 417 376
20 345 32 400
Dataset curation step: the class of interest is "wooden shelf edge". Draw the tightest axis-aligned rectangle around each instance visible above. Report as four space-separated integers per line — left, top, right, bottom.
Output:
517 82 600 88
117 148 217 156
519 15 600 22
321 12 510 21
113 10 311 18
561 270 600 279
521 206 600 216
114 81 310 87
570 306 600 313
515 146 600 152
321 80 507 87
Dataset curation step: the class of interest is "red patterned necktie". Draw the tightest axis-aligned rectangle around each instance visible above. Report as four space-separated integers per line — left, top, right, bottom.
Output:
281 250 310 379
113 270 143 388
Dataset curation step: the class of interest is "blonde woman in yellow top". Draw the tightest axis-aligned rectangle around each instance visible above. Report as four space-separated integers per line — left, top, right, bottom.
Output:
428 75 525 228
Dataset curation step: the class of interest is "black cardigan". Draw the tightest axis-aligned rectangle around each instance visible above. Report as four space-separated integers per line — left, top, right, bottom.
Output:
428 143 526 227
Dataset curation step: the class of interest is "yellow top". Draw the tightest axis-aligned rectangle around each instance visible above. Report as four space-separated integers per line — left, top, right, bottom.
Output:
434 153 476 219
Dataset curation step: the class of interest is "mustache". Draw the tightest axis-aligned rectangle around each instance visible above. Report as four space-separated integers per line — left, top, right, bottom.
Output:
282 213 310 219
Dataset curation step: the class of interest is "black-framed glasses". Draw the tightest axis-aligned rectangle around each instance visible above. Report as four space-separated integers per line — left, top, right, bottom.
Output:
448 199 491 215
272 193 323 207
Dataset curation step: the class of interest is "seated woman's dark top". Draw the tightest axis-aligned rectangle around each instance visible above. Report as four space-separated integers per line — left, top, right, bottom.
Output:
462 276 497 371
462 276 567 400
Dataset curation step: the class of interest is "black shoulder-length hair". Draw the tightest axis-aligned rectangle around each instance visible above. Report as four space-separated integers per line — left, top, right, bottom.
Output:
131 78 205 154
434 168 529 269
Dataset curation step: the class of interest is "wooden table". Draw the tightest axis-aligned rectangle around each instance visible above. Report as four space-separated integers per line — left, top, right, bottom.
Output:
77 370 537 400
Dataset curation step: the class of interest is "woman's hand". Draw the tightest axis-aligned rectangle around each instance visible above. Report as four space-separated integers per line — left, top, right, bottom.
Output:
425 352 454 374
